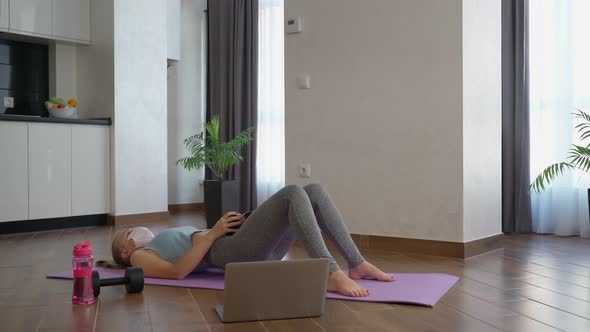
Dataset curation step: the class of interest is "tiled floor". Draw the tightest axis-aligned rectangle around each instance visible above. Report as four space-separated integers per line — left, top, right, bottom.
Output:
1 211 590 331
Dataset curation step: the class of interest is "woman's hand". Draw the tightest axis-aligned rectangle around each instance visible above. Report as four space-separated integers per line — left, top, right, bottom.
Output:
208 211 243 240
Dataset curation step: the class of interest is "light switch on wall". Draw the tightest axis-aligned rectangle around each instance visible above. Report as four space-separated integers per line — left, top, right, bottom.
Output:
297 74 311 89
299 163 311 178
286 16 303 34
3 96 14 108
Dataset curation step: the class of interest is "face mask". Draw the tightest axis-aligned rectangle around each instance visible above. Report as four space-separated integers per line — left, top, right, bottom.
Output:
128 227 155 248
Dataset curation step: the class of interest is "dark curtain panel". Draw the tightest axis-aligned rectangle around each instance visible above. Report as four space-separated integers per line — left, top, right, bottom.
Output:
502 0 532 233
207 0 258 211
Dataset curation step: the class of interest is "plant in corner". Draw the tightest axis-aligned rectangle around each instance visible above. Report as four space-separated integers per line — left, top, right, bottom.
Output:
177 116 254 227
530 110 590 214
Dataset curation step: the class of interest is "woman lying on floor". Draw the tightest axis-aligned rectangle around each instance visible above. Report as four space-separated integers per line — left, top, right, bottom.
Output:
98 184 394 297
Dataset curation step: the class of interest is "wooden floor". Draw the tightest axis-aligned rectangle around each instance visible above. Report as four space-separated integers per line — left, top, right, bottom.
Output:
1 212 590 332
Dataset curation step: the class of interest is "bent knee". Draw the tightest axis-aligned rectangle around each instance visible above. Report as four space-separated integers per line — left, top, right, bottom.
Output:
281 184 307 199
303 183 326 199
303 183 324 193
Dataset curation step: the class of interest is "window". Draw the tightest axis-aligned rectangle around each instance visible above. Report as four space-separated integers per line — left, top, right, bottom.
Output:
257 0 285 206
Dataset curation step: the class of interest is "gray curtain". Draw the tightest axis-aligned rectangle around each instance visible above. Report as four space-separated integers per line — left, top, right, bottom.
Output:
207 0 258 212
502 0 532 233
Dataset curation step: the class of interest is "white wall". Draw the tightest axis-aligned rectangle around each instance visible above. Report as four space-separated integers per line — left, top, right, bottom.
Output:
166 0 181 60
113 0 168 215
285 0 465 242
462 0 502 242
167 0 207 205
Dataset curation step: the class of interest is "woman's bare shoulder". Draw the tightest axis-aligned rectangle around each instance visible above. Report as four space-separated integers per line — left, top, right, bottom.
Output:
129 247 176 278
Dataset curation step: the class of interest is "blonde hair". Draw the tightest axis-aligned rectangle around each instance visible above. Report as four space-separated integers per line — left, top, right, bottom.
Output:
95 259 125 269
96 229 131 269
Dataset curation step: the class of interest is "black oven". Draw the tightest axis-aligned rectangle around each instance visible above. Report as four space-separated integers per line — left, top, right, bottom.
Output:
0 39 48 117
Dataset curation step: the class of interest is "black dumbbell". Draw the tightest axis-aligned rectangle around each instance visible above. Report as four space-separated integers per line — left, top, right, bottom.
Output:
92 267 144 297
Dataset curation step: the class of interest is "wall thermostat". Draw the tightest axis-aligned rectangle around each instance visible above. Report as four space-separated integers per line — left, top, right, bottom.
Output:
286 16 303 34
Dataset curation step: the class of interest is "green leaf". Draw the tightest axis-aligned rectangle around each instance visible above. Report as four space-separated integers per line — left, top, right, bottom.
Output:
530 162 575 193
533 110 590 191
177 116 254 181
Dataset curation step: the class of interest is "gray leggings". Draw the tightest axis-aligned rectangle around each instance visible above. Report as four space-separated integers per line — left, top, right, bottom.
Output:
205 184 365 273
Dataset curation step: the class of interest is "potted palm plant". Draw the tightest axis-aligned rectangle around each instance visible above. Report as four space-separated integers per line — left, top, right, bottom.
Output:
531 110 590 219
177 116 254 227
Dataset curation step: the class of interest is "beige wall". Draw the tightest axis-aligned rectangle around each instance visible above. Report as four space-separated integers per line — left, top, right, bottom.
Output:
285 0 465 242
462 0 502 242
76 0 116 212
49 43 78 102
76 0 115 121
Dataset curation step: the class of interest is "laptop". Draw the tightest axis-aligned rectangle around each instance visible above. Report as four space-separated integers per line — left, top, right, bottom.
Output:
215 259 330 323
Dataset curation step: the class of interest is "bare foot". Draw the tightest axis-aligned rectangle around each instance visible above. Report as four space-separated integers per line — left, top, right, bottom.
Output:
327 270 369 297
349 261 395 282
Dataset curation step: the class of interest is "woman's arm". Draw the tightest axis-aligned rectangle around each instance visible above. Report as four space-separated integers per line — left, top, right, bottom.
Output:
130 212 243 279
130 233 214 279
131 233 214 279
169 232 216 279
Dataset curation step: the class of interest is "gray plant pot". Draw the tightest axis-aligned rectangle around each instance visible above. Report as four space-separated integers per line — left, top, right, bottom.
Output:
203 180 239 228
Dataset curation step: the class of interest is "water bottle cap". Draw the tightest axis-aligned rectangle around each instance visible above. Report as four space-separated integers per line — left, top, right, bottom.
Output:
73 241 93 256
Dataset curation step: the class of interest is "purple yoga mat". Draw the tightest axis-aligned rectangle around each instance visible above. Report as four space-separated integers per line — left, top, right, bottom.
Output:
47 267 458 306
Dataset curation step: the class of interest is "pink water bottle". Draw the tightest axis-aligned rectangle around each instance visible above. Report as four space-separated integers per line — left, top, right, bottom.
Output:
72 241 95 304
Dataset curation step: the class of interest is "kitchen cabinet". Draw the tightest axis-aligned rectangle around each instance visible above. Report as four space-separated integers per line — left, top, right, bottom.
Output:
0 0 8 31
9 0 52 37
8 0 91 44
71 125 110 216
28 123 72 220
0 122 28 222
167 0 180 60
0 119 110 226
52 0 91 42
